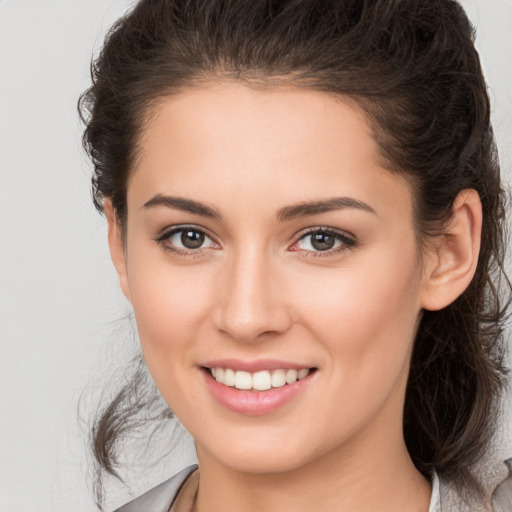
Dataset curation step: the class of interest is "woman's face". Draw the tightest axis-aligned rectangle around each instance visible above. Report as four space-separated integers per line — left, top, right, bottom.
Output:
116 83 431 474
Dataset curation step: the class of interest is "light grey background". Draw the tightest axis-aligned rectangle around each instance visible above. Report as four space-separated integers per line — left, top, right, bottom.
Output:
0 1 511 510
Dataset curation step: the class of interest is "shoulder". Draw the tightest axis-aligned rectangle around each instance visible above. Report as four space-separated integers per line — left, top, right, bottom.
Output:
438 457 512 512
113 464 198 512
491 458 512 512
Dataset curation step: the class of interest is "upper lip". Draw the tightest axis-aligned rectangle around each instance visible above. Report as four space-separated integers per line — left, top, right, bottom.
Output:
201 359 315 373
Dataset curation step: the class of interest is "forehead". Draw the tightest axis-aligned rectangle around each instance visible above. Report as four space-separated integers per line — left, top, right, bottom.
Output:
129 82 412 218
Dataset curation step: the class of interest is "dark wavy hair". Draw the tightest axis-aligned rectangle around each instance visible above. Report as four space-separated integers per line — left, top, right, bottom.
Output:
79 0 510 508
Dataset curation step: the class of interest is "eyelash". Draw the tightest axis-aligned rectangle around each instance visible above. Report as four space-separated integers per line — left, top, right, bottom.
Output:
292 227 357 258
154 225 357 258
154 225 218 258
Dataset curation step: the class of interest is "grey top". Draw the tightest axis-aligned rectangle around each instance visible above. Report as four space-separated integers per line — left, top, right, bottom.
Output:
114 459 512 512
114 465 198 512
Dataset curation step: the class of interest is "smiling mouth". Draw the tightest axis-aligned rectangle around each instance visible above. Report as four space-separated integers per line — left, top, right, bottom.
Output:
204 367 317 391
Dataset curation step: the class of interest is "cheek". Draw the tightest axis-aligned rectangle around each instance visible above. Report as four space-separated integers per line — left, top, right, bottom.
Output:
294 244 422 385
126 255 213 375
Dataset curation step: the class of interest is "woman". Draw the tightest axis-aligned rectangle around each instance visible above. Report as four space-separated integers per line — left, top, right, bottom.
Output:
79 0 512 510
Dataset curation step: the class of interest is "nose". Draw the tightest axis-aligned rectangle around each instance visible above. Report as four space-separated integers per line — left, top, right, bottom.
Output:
212 247 293 343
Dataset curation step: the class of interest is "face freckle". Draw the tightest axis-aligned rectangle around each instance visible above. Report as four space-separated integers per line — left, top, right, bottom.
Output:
120 81 427 475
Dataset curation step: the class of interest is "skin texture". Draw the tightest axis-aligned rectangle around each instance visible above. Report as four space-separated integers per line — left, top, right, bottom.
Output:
105 82 482 512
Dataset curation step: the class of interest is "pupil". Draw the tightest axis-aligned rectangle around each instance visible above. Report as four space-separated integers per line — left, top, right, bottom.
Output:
181 230 205 249
311 232 335 251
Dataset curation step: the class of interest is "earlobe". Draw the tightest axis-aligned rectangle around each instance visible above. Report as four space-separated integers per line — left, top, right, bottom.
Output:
421 189 482 311
104 200 132 304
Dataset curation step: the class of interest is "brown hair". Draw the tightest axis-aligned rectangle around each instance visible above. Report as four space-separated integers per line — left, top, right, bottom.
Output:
79 0 510 507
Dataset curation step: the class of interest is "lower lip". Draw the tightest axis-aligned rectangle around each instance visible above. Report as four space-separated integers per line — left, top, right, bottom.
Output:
202 368 315 416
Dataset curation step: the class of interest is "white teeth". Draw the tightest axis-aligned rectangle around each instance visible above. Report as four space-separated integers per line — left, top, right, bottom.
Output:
209 367 312 390
252 371 272 391
235 371 253 390
285 369 298 384
215 367 224 383
271 369 286 387
224 368 235 387
298 368 310 380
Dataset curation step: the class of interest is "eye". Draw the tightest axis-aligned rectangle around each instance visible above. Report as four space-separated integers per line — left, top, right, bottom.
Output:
155 226 218 255
292 228 356 255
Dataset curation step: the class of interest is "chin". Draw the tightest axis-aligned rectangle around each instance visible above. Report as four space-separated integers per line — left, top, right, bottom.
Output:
219 451 312 475
196 429 334 476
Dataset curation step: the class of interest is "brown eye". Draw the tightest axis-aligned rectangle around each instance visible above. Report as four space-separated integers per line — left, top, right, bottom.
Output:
310 232 336 251
156 226 217 253
181 230 205 249
294 228 356 255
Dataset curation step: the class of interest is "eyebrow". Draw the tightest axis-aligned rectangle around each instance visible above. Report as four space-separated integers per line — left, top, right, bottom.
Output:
276 197 376 221
142 194 222 219
142 194 376 221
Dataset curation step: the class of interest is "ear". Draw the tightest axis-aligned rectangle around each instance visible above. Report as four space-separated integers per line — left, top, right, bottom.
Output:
421 189 482 311
104 200 132 304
